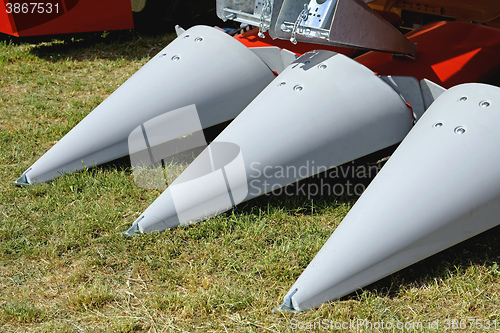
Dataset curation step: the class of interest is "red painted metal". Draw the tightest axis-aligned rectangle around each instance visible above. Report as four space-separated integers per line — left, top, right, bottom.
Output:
235 21 500 89
356 21 500 88
0 0 133 37
233 28 360 58
232 9 402 58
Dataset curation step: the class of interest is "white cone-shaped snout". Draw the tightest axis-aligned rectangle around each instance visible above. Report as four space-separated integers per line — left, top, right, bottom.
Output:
131 50 414 233
283 83 500 311
15 26 275 185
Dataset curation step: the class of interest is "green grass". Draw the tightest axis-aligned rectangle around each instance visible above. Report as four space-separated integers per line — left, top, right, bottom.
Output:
1 29 500 332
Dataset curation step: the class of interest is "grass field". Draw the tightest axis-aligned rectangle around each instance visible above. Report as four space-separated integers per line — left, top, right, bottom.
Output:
1 29 500 332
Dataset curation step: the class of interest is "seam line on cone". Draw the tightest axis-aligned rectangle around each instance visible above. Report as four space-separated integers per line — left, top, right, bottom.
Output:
141 124 155 164
222 168 236 207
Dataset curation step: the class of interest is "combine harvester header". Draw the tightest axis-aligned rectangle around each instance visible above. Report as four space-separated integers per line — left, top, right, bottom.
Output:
11 0 500 312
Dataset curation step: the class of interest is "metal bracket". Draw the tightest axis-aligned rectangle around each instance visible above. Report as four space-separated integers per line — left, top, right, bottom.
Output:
218 0 415 56
282 0 336 43
276 289 299 313
218 0 274 37
276 0 416 56
289 4 310 44
10 168 32 186
258 0 274 37
123 216 143 236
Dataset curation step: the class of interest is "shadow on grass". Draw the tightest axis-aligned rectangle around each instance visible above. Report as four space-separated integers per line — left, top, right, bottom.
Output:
91 137 396 216
234 144 398 216
1 29 177 62
94 119 234 175
38 131 500 303
0 8 233 63
338 224 500 302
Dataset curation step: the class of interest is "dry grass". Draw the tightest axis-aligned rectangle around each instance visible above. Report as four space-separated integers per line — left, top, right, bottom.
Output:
1 29 500 332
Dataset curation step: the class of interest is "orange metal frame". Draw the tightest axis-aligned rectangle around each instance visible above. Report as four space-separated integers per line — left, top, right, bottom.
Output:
235 21 500 89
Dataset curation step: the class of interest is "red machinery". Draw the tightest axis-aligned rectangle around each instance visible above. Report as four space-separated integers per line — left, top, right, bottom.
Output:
0 0 218 37
0 0 134 37
10 0 500 313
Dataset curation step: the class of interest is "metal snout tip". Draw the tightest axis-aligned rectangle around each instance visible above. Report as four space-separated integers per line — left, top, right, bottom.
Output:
10 168 33 186
122 216 144 236
273 289 300 313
